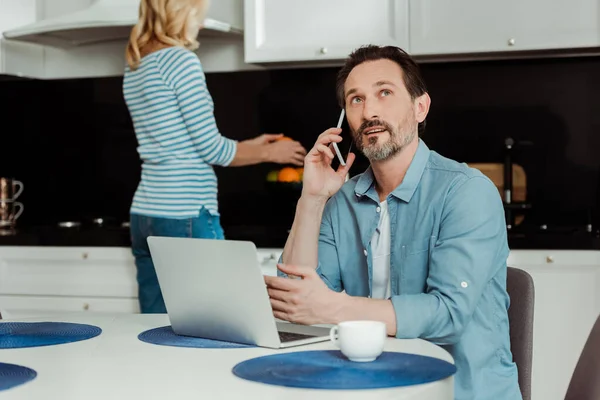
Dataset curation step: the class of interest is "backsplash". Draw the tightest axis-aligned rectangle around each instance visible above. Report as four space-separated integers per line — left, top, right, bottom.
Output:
1 55 599 236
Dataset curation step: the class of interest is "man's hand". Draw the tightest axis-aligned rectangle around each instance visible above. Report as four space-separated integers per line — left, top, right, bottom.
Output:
301 128 355 200
264 264 345 326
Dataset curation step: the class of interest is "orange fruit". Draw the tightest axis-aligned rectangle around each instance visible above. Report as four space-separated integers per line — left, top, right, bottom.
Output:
278 167 301 182
296 167 304 181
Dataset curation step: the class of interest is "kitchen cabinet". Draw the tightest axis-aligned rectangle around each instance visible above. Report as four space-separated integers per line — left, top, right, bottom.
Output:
245 0 600 65
0 246 283 319
0 246 140 319
244 0 409 63
507 250 600 400
409 0 600 56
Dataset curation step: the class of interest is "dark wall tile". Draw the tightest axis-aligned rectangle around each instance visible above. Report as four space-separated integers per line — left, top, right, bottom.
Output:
0 55 599 233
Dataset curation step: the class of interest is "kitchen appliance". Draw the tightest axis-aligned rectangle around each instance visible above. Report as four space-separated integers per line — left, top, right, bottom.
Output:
2 0 242 48
502 138 533 229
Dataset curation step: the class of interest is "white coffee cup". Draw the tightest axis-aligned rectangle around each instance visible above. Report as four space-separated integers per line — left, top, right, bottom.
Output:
329 320 387 362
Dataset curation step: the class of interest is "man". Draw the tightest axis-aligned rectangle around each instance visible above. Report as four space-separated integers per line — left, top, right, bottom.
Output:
264 45 522 400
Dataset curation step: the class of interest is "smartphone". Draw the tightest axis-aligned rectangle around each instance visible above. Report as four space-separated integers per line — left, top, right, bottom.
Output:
330 109 352 168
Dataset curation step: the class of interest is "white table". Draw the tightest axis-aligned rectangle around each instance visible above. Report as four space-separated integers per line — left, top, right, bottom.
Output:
0 313 455 399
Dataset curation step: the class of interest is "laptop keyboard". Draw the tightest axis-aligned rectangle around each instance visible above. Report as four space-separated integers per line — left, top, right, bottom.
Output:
278 331 316 343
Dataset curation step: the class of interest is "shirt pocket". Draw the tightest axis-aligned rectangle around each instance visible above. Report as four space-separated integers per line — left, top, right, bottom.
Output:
400 236 435 293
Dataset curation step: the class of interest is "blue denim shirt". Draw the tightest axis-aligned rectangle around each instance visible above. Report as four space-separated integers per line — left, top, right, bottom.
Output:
310 139 521 400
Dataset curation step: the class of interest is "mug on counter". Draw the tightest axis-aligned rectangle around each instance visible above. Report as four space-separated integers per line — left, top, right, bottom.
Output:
0 200 24 226
330 320 387 362
0 178 24 201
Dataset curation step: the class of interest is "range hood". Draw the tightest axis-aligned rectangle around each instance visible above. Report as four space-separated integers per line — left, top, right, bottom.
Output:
2 0 243 48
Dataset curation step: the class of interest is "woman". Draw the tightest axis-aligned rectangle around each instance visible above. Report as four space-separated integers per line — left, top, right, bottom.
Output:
123 0 306 313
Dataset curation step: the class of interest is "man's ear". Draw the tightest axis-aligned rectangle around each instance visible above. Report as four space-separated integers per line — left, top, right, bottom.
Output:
414 92 431 124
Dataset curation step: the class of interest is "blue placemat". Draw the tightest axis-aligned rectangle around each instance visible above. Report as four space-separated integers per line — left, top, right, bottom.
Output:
0 322 102 349
0 363 37 391
232 350 457 390
138 326 255 349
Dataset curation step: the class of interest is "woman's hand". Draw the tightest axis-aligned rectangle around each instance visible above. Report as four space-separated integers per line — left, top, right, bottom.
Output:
244 133 284 145
246 133 307 166
232 134 306 167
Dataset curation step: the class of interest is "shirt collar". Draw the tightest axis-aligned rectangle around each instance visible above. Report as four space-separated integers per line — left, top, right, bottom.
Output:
354 138 431 203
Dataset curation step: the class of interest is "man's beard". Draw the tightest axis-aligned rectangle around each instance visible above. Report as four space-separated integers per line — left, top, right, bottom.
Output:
352 117 417 162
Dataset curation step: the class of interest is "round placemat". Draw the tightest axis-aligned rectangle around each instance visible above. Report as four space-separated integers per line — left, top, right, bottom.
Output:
0 322 102 349
0 362 37 391
232 350 457 389
138 326 255 349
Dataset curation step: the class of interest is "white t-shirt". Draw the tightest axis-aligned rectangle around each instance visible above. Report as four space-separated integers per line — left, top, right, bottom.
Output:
370 200 391 299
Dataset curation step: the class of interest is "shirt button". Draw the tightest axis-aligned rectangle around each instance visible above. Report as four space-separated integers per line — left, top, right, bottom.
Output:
363 249 368 256
376 207 381 213
461 281 468 288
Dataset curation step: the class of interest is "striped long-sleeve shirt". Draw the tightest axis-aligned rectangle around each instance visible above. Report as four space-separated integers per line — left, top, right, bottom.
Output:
123 46 237 218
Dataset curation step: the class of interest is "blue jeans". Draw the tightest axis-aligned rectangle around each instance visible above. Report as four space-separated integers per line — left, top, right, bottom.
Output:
129 208 225 313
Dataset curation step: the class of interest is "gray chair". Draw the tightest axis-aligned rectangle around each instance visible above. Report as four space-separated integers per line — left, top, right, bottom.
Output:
564 313 600 400
506 266 535 400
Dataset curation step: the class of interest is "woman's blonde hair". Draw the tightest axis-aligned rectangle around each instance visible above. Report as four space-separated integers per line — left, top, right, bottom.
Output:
125 0 209 70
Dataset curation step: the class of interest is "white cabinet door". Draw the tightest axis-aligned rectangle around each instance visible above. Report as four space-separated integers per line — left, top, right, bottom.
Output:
508 250 600 400
0 246 139 319
410 0 600 56
0 295 140 320
0 247 138 298
509 0 600 51
244 0 409 63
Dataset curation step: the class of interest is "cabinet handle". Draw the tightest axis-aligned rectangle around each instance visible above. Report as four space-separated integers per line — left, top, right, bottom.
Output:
508 38 516 46
319 47 328 55
546 255 554 263
83 303 90 311
82 252 89 260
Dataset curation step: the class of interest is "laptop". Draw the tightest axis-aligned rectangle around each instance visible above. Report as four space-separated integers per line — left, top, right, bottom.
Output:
147 236 331 349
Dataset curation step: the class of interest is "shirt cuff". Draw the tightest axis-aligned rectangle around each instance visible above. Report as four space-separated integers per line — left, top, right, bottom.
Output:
221 138 238 166
391 293 435 338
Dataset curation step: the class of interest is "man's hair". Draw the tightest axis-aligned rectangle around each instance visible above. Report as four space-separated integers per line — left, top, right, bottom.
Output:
335 45 428 134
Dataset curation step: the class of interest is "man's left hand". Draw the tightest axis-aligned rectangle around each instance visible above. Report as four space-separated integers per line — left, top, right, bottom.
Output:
264 264 343 326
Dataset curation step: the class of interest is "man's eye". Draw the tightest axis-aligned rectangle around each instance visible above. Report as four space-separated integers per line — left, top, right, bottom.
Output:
351 97 362 104
381 90 391 96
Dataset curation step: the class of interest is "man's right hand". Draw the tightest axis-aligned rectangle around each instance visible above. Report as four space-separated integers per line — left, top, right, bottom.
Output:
301 127 355 200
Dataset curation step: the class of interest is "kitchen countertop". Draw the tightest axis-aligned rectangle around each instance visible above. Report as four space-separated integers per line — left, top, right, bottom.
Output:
0 224 599 250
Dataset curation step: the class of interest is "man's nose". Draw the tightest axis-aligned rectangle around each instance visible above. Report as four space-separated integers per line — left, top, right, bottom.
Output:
362 98 380 121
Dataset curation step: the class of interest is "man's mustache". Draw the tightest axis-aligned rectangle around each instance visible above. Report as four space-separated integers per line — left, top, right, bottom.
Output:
357 119 394 136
